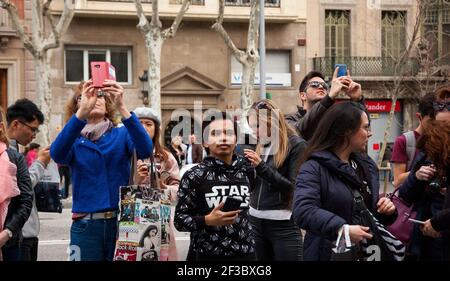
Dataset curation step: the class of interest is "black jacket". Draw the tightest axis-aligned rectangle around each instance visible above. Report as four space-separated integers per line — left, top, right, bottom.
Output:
293 151 397 260
250 135 307 211
285 95 335 140
399 153 449 260
174 155 255 256
4 148 33 247
285 95 366 141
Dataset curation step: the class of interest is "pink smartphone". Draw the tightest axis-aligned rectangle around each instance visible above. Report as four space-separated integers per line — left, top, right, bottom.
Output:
90 61 116 88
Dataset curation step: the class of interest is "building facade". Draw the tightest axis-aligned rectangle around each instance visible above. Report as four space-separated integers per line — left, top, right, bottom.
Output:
1 0 449 155
0 0 307 144
307 0 449 161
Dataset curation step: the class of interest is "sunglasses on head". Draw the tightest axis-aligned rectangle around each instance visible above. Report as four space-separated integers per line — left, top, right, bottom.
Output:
433 101 450 112
254 101 270 110
306 81 329 91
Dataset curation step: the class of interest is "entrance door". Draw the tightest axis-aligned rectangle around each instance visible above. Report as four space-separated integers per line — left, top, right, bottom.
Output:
0 69 7 110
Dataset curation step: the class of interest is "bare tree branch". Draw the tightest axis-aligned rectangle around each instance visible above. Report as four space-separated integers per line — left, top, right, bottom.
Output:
0 0 39 57
162 0 190 39
217 0 224 25
42 0 75 52
42 0 58 49
134 0 151 34
245 0 260 63
150 0 162 29
212 0 246 64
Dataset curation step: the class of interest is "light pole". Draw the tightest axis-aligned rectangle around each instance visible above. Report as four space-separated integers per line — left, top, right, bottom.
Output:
259 0 266 100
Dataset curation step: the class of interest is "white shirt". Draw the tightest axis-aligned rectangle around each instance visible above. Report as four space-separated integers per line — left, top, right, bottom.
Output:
186 145 193 164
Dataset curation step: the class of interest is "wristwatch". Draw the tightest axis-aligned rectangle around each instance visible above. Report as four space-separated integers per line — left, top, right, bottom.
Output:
4 228 13 239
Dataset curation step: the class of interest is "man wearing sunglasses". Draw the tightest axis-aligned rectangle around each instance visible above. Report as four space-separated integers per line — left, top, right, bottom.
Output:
286 67 363 140
5 99 56 261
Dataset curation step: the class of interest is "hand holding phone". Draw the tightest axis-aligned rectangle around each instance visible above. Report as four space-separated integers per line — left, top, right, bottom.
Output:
90 61 116 88
222 197 243 212
335 64 348 78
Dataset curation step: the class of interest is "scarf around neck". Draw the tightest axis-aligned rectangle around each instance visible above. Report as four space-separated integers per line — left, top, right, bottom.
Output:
81 119 113 142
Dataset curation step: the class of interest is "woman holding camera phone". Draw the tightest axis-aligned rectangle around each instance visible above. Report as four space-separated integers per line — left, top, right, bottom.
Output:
50 80 153 261
244 99 307 261
399 87 450 261
133 107 180 261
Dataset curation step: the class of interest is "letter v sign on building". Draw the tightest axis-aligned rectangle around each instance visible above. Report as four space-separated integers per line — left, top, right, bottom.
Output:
365 100 402 163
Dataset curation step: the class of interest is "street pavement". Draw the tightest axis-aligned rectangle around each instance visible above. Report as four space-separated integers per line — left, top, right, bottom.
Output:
37 198 190 261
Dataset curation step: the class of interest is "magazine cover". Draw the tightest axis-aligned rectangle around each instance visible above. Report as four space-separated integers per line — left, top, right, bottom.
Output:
137 223 161 261
118 221 140 242
114 241 138 261
116 185 171 262
139 199 160 224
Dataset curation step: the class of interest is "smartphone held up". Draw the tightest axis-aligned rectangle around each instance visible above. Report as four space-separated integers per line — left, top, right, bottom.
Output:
335 64 347 77
90 61 116 88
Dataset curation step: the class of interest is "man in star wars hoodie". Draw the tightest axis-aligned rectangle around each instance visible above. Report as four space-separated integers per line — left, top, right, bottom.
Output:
174 111 256 261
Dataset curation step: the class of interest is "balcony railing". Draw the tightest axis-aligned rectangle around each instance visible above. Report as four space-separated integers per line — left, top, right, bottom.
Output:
312 57 420 77
225 0 280 7
87 0 152 2
170 0 205 4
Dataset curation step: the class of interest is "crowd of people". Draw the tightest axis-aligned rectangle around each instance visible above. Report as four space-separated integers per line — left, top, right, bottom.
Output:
0 67 449 261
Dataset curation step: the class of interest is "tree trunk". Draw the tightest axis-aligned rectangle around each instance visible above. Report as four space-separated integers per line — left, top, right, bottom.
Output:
34 54 52 145
145 28 163 118
377 92 398 168
241 61 257 110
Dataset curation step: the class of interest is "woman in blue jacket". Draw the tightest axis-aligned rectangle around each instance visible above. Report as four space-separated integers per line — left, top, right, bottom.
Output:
50 80 152 261
293 102 396 261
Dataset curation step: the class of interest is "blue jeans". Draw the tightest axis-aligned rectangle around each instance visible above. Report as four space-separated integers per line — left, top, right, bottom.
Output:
249 216 303 261
1 245 21 261
70 218 118 261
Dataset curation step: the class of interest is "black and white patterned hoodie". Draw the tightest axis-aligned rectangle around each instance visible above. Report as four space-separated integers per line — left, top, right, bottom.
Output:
174 154 255 256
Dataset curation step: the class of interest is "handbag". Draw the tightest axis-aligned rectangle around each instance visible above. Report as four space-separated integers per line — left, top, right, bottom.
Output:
34 182 63 213
114 157 171 262
350 188 405 261
380 187 417 246
330 224 359 261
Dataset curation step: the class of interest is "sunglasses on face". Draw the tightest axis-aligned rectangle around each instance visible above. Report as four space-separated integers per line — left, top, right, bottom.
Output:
433 102 450 112
306 81 330 91
76 91 106 102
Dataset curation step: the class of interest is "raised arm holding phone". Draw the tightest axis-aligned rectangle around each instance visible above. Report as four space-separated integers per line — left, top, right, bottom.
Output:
50 63 152 261
286 66 363 140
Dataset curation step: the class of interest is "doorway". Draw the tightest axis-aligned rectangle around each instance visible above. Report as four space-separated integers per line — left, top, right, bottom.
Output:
0 69 7 110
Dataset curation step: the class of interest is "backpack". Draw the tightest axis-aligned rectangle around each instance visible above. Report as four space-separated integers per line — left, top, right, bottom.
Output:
403 131 416 171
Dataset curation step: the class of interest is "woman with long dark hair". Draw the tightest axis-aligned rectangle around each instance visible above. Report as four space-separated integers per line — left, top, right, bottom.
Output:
244 99 306 261
293 101 397 261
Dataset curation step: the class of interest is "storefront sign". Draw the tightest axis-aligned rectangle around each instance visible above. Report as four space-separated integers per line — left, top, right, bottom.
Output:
365 100 401 113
